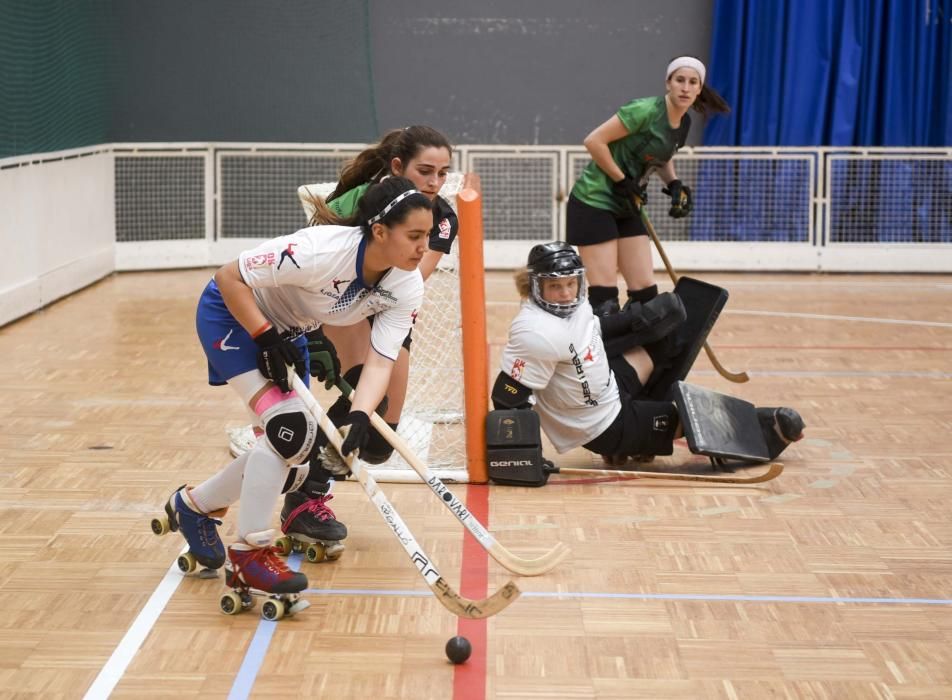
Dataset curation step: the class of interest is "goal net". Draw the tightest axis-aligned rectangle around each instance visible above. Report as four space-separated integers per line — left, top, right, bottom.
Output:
300 172 474 483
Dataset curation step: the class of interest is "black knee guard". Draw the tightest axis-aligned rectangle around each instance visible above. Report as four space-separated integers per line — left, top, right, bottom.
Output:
486 409 549 487
632 401 679 456
360 421 398 464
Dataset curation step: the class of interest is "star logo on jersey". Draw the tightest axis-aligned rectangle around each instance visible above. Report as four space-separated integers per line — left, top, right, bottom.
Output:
583 346 594 363
510 358 526 381
332 277 349 293
214 329 240 352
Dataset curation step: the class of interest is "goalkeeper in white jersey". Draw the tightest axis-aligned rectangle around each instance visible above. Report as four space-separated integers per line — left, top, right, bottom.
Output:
494 242 804 466
155 177 430 599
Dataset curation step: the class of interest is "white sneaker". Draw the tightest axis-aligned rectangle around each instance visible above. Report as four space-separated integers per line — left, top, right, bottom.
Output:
227 424 257 457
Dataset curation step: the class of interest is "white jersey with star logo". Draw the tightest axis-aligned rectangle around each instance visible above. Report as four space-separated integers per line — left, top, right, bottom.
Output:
238 225 423 361
500 301 619 453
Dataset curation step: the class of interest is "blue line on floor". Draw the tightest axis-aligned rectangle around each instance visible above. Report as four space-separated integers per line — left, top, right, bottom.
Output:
300 587 952 606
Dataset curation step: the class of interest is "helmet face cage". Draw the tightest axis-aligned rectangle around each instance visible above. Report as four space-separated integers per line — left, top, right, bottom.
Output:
530 269 587 318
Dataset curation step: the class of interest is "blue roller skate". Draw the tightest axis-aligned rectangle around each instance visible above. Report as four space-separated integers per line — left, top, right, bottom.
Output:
151 485 226 576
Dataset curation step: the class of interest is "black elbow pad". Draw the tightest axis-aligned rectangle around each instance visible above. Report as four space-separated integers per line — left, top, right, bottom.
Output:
491 371 533 410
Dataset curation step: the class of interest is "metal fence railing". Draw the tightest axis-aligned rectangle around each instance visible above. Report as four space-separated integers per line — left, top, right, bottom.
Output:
103 143 952 272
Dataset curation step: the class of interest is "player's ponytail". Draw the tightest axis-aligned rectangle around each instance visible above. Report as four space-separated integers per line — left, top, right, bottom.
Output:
329 126 453 202
694 84 731 116
356 176 433 239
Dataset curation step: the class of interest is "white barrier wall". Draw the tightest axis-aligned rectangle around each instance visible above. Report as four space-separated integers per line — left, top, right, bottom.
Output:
0 148 115 327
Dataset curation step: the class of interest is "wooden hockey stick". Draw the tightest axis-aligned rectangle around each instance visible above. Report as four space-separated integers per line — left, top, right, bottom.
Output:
290 375 519 618
337 380 570 577
639 206 750 384
553 462 782 484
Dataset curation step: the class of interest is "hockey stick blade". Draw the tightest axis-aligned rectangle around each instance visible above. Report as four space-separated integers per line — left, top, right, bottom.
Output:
555 462 783 484
291 375 520 618
338 381 570 577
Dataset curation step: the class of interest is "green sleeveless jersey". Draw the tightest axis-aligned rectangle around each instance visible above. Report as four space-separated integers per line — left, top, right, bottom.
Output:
571 96 691 216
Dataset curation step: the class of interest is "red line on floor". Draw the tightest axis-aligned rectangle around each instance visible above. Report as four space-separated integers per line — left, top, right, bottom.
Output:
453 484 490 700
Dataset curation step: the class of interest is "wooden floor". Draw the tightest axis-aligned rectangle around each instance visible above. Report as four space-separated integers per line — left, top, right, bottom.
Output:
1 269 951 699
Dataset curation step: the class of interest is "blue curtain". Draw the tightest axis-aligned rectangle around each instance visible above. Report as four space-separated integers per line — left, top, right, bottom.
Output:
704 0 952 147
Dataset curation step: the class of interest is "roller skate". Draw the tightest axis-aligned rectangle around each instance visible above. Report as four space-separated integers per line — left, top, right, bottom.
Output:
150 485 226 577
221 530 310 621
276 482 347 564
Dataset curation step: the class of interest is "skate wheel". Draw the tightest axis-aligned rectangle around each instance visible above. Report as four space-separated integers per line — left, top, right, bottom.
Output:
261 598 284 621
220 591 243 615
150 516 170 536
287 598 311 615
177 552 198 574
305 542 326 563
275 536 293 556
324 543 344 561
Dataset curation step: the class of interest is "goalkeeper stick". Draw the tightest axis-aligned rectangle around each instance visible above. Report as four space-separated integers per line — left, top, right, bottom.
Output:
553 462 782 484
290 374 519 619
639 207 749 383
336 379 570 577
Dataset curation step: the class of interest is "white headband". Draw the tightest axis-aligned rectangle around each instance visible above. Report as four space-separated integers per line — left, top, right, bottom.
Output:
666 56 706 85
367 189 422 225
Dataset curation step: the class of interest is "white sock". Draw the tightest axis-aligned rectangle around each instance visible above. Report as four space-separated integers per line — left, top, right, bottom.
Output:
189 451 250 514
237 443 289 540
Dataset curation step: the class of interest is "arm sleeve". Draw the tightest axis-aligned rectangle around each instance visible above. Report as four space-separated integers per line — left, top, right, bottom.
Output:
428 195 458 254
615 97 655 135
368 276 425 361
499 319 559 390
237 231 319 289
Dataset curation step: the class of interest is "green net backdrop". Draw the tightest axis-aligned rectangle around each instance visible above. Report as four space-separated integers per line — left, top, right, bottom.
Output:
0 0 113 159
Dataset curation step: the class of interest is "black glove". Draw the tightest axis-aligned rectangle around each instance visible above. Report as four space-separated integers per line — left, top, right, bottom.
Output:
305 327 341 390
429 195 459 254
612 176 647 209
662 180 693 218
339 410 371 458
254 327 306 393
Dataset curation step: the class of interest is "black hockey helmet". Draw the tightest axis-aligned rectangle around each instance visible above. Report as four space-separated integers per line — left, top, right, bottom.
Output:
526 241 586 318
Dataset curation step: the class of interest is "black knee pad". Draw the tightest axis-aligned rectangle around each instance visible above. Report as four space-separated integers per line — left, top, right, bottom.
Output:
486 409 549 487
632 401 679 456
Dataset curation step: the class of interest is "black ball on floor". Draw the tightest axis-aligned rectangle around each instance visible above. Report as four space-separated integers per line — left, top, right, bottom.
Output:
445 635 472 664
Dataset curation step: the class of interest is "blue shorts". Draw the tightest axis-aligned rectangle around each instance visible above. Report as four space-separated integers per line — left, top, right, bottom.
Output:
195 279 310 386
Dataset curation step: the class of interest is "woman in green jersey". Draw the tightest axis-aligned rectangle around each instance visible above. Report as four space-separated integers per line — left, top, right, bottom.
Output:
566 56 730 317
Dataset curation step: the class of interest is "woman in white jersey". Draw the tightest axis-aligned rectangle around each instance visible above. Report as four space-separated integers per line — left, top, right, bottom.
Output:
493 242 803 465
157 177 431 600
